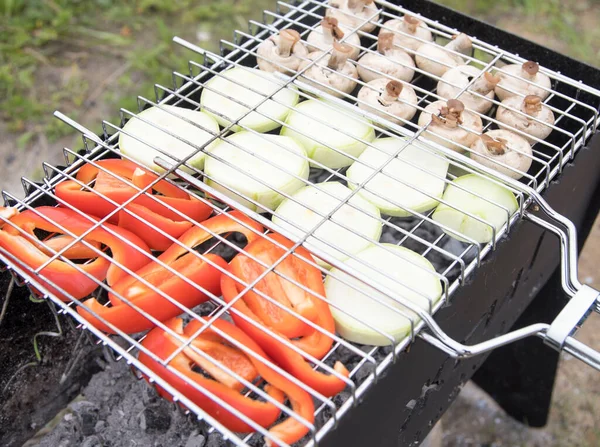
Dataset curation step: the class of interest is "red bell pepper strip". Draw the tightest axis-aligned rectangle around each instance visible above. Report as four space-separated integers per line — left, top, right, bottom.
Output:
138 317 314 445
222 233 349 397
0 206 152 302
77 211 264 334
55 159 212 250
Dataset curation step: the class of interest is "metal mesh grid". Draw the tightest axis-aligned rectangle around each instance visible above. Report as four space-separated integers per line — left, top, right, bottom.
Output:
1 0 599 446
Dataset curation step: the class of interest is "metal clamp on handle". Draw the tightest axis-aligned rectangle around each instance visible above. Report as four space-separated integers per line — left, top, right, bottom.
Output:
544 285 600 369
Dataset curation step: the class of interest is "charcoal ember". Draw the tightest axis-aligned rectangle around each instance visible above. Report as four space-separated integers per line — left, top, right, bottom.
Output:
140 400 172 433
185 431 206 447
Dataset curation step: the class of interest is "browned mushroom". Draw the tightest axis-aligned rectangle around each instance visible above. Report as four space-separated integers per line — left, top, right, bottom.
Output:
257 29 309 73
307 17 361 60
357 32 415 83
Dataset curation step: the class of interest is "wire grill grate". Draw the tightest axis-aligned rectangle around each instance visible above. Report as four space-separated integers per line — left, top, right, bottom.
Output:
1 0 600 446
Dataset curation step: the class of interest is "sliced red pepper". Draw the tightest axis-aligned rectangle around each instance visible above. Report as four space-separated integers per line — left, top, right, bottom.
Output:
138 317 314 445
77 211 264 334
0 206 152 302
222 233 349 397
55 158 212 250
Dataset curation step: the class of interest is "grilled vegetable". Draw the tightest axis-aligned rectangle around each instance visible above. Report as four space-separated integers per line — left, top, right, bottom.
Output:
495 61 551 101
415 33 472 78
357 79 418 126
55 159 212 251
256 29 308 74
0 206 151 302
200 67 299 132
346 137 449 216
326 0 380 33
325 244 442 346
432 174 518 243
272 182 382 267
357 32 415 83
382 15 433 52
119 105 220 173
221 233 350 397
437 66 500 114
77 212 263 334
306 17 360 60
496 94 555 143
417 99 483 153
204 132 309 213
299 41 358 98
139 317 314 446
281 99 375 168
470 130 533 180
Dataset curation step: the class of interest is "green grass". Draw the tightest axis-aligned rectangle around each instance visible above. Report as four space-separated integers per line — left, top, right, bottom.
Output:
0 0 274 146
0 0 597 150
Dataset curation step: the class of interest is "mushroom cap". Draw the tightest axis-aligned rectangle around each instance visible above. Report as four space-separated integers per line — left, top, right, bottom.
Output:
256 32 309 73
470 129 533 179
437 65 496 114
417 100 483 152
306 24 361 60
326 0 380 33
357 78 419 125
496 95 555 144
299 51 358 98
382 17 433 52
415 42 464 78
495 62 551 101
357 48 415 83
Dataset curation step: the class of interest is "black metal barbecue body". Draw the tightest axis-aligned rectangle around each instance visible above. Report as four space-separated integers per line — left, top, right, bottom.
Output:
1 0 600 446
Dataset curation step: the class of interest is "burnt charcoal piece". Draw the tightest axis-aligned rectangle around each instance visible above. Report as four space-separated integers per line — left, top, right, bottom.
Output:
140 401 172 433
71 401 100 437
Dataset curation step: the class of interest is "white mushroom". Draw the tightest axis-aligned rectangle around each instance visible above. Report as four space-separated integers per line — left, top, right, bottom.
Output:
415 33 472 78
495 61 551 101
496 95 555 144
307 17 361 60
358 79 418 125
299 41 358 98
256 29 309 74
382 15 433 52
326 0 380 33
417 99 483 152
470 129 533 179
437 66 500 114
357 32 415 83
